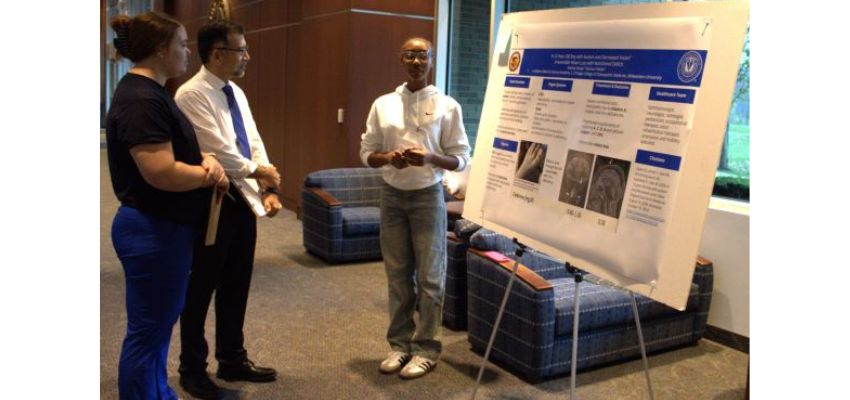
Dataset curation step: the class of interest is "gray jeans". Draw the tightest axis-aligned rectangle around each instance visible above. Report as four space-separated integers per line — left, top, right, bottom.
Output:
380 182 447 360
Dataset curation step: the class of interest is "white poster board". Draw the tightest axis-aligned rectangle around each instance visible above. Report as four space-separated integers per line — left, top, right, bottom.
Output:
463 1 749 310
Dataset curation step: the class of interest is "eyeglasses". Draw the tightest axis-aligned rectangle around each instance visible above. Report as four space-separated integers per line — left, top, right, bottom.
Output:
216 46 249 55
401 50 431 62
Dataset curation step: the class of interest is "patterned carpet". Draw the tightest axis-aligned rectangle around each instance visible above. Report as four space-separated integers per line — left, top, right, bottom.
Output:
100 150 748 399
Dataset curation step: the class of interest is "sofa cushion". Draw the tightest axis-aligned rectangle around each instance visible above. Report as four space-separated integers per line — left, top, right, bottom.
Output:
550 279 700 337
341 207 380 236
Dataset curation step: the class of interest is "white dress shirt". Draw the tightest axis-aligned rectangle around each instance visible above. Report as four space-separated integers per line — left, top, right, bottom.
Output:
175 66 272 212
360 83 471 191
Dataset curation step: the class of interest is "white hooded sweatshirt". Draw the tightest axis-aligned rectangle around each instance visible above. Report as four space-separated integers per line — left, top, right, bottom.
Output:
360 83 471 191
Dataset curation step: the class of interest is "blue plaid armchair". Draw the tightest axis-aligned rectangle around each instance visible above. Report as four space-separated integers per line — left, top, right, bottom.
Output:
465 227 713 381
443 219 483 330
301 168 384 263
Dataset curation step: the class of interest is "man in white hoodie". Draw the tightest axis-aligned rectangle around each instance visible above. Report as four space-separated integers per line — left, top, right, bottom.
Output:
360 37 471 379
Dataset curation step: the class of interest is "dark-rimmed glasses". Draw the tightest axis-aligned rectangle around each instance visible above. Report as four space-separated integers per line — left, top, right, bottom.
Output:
216 46 250 55
401 50 431 62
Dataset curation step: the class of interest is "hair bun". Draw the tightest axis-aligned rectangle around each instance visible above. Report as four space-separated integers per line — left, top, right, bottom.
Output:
111 15 132 59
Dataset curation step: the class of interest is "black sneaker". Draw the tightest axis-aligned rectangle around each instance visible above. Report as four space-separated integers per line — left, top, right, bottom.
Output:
179 372 221 399
217 359 277 382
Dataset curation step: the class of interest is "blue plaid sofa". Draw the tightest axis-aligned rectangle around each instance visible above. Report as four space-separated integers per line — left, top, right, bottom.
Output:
301 168 384 263
464 227 713 381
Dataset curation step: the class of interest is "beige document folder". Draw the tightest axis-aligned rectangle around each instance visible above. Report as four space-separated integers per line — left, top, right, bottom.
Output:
204 190 224 246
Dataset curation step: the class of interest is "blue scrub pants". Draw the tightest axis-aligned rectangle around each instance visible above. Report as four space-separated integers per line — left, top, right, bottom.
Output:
112 206 195 400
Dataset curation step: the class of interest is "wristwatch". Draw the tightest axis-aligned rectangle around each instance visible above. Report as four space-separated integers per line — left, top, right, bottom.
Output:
264 186 279 195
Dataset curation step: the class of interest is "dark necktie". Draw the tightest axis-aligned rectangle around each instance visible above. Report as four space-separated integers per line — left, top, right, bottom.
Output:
222 84 252 159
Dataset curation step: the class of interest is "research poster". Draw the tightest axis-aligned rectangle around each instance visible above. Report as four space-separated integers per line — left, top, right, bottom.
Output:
463 2 749 309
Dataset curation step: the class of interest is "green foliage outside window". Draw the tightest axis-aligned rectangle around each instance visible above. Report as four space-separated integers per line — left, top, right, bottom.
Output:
714 29 749 201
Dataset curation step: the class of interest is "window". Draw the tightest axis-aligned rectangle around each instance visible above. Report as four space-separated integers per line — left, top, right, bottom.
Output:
714 30 749 200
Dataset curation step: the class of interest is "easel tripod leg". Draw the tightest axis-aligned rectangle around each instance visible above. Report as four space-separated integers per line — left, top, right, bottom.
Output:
470 245 525 400
569 269 582 399
630 293 655 400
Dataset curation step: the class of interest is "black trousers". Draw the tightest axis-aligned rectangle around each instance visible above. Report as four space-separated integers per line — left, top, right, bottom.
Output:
179 190 257 374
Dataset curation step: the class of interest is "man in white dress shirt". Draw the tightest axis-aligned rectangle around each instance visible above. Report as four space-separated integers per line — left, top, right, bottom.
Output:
360 37 471 379
174 21 281 399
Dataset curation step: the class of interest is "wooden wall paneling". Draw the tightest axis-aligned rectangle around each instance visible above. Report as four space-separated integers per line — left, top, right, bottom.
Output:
301 14 351 171
283 23 304 209
287 0 303 24
195 1 211 19
167 0 201 87
256 27 288 184
259 0 287 27
350 0 435 17
260 0 301 27
281 13 351 211
346 13 434 165
231 1 261 31
230 0 258 9
301 0 349 18
171 1 195 20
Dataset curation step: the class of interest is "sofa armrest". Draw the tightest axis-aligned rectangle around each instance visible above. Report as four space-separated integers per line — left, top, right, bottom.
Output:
691 255 714 340
693 255 714 297
306 187 342 207
466 250 558 376
301 188 344 250
469 248 552 291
